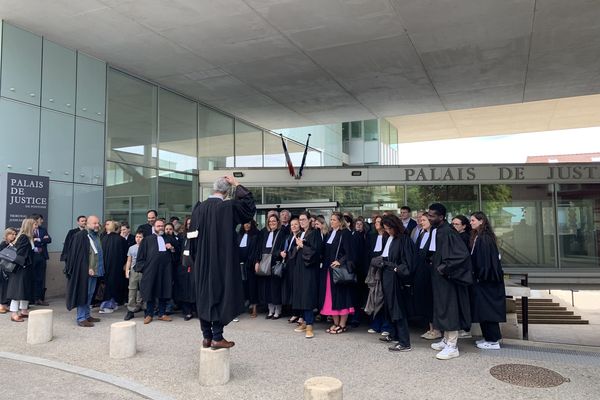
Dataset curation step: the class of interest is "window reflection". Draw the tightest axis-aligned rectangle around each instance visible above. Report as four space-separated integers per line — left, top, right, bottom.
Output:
159 89 197 173
158 170 197 221
198 105 233 170
407 185 478 218
234 121 263 167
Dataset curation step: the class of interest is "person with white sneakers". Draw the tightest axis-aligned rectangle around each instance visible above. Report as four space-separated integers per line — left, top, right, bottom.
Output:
427 203 473 360
469 211 506 350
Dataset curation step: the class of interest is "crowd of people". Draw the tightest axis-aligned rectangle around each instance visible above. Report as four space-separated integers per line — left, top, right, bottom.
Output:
0 178 507 359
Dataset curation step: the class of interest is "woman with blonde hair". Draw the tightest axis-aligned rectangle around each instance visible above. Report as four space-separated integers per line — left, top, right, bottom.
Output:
0 227 18 313
100 220 128 313
6 218 37 322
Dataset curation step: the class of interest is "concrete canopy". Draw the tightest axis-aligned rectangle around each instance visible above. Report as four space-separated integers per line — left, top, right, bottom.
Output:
1 0 600 130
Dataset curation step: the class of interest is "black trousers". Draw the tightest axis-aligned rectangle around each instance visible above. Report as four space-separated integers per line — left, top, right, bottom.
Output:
32 253 47 301
480 321 502 342
200 319 224 341
390 318 411 348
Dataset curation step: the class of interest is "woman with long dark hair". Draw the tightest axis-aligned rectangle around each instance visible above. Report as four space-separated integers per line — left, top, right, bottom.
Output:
175 218 196 320
378 214 416 352
281 217 301 323
320 212 355 334
470 211 506 350
292 212 323 338
366 215 390 336
238 219 261 318
452 215 471 250
257 214 286 319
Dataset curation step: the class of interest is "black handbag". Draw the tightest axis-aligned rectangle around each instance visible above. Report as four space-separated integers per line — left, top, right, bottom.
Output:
272 260 285 278
257 230 280 277
0 245 24 274
330 233 356 285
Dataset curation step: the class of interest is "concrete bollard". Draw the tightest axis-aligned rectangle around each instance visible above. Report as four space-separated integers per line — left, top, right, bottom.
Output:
27 309 53 345
304 376 343 400
110 321 137 359
199 347 230 386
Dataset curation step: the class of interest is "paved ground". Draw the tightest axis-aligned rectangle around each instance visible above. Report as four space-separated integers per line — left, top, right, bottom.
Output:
1 298 599 400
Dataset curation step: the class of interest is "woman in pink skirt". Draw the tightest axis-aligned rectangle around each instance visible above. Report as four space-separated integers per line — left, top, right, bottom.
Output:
320 212 355 334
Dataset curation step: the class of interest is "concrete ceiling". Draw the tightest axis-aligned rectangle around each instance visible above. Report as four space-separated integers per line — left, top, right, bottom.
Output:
2 0 600 130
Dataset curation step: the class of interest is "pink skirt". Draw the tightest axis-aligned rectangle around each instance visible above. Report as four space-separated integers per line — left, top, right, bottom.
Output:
320 269 355 316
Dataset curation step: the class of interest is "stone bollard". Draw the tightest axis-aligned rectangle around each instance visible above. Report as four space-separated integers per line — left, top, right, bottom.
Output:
27 309 53 345
199 347 230 386
110 321 137 359
304 376 343 400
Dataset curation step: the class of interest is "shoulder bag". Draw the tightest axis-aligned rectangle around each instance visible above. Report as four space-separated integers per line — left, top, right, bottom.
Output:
0 245 24 274
257 230 280 276
331 234 357 285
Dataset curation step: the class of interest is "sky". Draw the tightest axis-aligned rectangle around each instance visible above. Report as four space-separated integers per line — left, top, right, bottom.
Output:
395 127 600 164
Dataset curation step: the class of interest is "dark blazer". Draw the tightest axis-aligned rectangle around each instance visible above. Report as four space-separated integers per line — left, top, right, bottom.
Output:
403 219 417 236
60 228 81 262
34 226 52 260
137 223 153 237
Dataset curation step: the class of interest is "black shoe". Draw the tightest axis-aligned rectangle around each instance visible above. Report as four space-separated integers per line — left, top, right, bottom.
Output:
184 314 193 321
379 336 395 343
389 344 412 352
266 314 273 320
124 311 134 321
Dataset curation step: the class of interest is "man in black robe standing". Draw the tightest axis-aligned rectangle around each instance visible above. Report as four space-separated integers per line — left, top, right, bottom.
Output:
136 219 173 324
427 203 472 360
61 215 87 265
189 176 256 349
137 210 158 237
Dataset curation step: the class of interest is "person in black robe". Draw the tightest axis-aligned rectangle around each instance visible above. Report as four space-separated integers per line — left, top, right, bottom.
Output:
136 219 173 323
6 219 36 322
413 213 440 340
174 218 196 321
65 215 105 327
291 212 323 338
320 212 355 334
60 215 87 270
469 211 506 350
137 209 158 237
257 214 286 319
427 203 473 360
120 223 136 248
365 215 390 335
163 222 181 316
281 218 301 322
350 217 368 327
451 215 472 251
100 221 128 310
189 176 256 349
0 228 18 314
377 214 416 352
238 220 261 318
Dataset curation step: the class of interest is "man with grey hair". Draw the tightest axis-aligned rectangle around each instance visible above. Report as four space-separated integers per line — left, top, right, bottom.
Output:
189 176 256 349
280 209 291 235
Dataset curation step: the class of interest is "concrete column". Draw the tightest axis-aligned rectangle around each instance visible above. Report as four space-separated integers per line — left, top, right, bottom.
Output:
304 376 343 400
199 347 230 386
27 309 53 344
110 321 137 359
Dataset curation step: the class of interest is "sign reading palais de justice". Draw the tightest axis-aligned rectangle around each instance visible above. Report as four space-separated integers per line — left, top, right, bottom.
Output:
381 164 600 183
1 173 49 229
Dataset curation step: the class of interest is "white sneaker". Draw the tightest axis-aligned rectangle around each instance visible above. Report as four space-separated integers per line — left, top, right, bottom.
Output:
475 339 486 345
232 318 240 322
422 330 442 340
381 331 390 336
477 341 501 350
367 328 377 334
458 330 472 339
431 338 447 351
436 345 460 360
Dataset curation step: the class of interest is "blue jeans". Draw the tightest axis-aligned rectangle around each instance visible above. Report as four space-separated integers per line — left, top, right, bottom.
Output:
370 310 391 333
76 276 97 322
145 299 167 317
304 310 315 325
200 319 224 341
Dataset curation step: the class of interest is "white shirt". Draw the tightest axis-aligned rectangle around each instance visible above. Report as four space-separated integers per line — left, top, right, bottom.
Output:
382 235 394 257
239 233 248 248
157 235 166 252
419 231 431 250
326 229 338 244
266 231 274 248
373 234 383 252
428 228 437 252
300 231 306 240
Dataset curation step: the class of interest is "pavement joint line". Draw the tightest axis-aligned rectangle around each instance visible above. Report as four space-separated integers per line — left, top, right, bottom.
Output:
0 351 175 400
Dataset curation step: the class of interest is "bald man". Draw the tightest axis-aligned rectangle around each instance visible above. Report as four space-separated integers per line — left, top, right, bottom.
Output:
65 215 106 327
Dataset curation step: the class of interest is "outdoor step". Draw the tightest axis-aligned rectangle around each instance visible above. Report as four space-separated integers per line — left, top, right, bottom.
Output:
517 306 567 311
516 298 553 303
516 302 560 307
516 310 574 315
518 319 589 325
517 314 581 320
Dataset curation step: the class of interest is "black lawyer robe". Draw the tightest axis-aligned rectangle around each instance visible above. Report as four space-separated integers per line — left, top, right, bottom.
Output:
0 241 10 304
281 233 299 306
190 185 256 325
137 235 173 301
470 234 506 323
256 228 286 305
412 230 434 321
292 229 323 311
430 222 472 331
65 230 93 310
321 229 355 311
238 230 261 305
60 227 81 262
101 232 128 304
174 235 195 303
5 235 34 302
381 235 416 322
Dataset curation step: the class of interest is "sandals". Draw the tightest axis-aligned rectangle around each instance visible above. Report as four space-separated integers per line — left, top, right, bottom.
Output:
288 316 299 324
325 325 339 334
332 326 348 334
